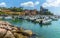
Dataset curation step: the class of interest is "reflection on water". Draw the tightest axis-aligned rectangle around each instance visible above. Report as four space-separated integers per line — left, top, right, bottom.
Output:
1 19 60 38
39 23 52 27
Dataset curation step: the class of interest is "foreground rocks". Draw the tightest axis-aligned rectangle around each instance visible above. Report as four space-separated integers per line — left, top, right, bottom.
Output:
23 30 33 36
4 31 15 38
0 28 7 38
0 21 34 38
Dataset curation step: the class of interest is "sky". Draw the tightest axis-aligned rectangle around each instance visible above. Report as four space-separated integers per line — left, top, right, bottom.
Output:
0 0 60 15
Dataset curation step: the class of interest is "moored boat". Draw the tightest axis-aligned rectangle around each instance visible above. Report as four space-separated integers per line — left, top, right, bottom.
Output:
42 19 52 25
50 16 58 21
4 16 12 19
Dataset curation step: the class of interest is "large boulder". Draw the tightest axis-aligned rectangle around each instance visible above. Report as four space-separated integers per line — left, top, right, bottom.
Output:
17 28 24 33
0 28 7 38
4 31 15 38
14 33 28 38
23 30 33 36
12 27 24 33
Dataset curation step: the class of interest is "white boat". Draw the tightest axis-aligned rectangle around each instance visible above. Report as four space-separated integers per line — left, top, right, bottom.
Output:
50 16 58 20
23 16 29 20
29 17 35 21
5 16 12 19
35 19 43 23
42 19 52 24
29 16 36 21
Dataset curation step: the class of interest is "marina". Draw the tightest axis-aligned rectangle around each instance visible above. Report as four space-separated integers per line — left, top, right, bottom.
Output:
0 15 59 38
0 15 59 25
0 0 60 38
0 16 60 38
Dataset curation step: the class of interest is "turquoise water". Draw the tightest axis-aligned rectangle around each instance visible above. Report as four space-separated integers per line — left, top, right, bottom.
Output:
2 19 60 38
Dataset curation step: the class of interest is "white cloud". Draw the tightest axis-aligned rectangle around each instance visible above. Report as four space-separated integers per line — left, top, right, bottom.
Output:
0 2 6 7
21 1 34 7
20 1 39 7
42 0 60 7
35 1 39 5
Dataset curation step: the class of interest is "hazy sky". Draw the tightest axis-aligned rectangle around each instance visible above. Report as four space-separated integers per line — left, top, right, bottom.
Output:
0 0 60 15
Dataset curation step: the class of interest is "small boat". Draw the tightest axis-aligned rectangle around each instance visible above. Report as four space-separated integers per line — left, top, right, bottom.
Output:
39 19 52 25
18 17 23 19
42 19 52 25
23 16 29 20
29 17 36 21
50 16 58 21
18 16 23 19
35 19 43 23
5 16 12 19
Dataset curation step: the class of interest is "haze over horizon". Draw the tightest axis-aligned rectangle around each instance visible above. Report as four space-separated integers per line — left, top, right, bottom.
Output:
0 0 60 15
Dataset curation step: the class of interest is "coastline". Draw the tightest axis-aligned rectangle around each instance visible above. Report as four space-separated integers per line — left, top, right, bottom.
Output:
0 21 37 38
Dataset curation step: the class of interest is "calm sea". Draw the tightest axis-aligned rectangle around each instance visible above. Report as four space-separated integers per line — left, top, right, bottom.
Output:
2 19 60 38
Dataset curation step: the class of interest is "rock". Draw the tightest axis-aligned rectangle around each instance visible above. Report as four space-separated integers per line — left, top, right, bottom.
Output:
23 30 33 36
0 21 11 26
0 21 34 38
12 27 24 33
12 27 18 30
14 33 28 38
4 31 15 38
0 28 7 38
19 28 24 32
12 29 17 33
11 27 19 33
4 26 12 30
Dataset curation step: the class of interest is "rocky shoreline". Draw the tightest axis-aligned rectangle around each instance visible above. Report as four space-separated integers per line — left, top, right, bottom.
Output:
0 21 37 38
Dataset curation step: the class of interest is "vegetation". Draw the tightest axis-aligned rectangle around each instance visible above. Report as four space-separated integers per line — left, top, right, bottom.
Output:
8 7 24 12
0 11 5 15
0 6 53 15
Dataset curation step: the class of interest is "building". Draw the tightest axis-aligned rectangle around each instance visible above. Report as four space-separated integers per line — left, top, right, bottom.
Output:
24 9 37 15
30 9 37 15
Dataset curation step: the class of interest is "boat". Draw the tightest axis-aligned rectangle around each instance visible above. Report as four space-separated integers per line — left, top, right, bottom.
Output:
29 17 35 21
50 16 58 21
35 19 43 23
42 19 52 25
29 16 36 21
4 16 12 19
39 19 52 25
23 16 29 20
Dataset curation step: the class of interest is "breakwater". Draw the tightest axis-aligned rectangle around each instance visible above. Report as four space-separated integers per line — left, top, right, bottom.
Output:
0 21 37 38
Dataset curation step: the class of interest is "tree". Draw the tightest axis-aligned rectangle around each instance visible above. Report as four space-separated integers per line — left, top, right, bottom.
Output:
9 7 24 12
